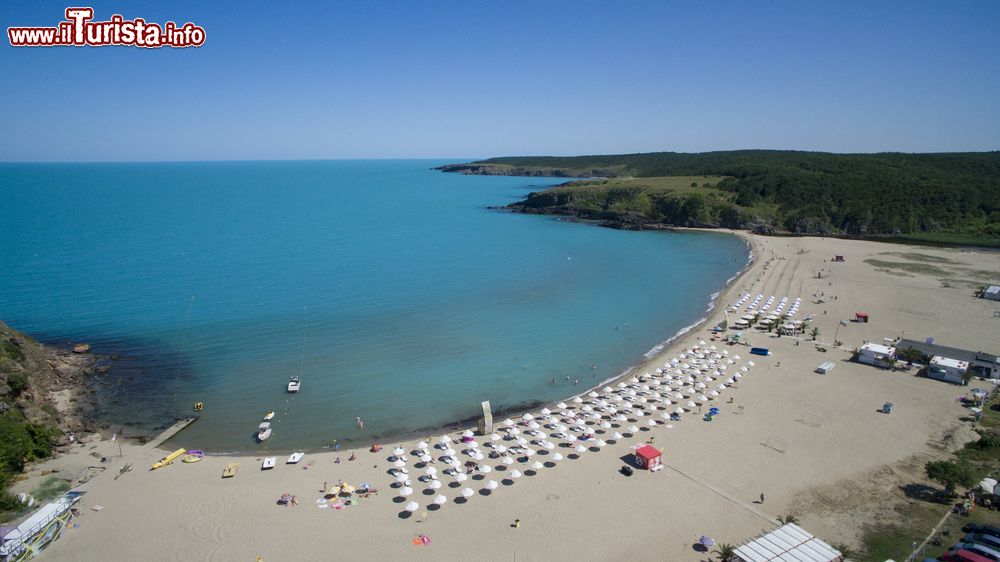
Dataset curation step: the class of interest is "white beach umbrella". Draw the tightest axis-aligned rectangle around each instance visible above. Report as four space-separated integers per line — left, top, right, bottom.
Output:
461 487 475 498
747 360 755 367
600 421 612 429
416 441 429 450
660 412 672 420
522 413 534 422
399 486 413 497
503 418 514 427
495 445 507 454
425 466 438 475
531 461 544 470
627 424 640 433
462 429 474 438
710 390 720 398
595 439 607 447
433 494 447 505
556 402 568 409
528 421 541 430
510 469 522 479
647 419 658 427
454 472 468 482
393 459 406 468
698 395 708 403
395 473 408 483
685 401 697 409
603 386 614 392
438 435 452 445
472 453 484 461
392 447 405 457
489 433 500 442
552 452 564 462
540 407 552 415
428 480 442 490
419 454 432 463
524 448 537 457
588 391 599 398
485 480 499 491
574 444 587 453
404 501 419 512
479 465 492 474
502 456 514 465
572 396 584 404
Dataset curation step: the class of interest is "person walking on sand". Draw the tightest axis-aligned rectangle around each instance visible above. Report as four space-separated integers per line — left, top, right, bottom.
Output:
759 492 765 504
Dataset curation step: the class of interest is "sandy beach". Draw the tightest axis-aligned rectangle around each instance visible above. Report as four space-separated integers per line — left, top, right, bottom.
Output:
16 232 1000 562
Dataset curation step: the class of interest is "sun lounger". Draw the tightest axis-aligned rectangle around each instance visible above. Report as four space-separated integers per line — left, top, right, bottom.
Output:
222 463 238 478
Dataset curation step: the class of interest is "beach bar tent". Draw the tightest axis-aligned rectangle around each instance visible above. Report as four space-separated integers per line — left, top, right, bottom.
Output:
0 493 80 560
734 523 842 562
633 445 661 470
854 312 869 323
927 356 970 385
857 342 895 368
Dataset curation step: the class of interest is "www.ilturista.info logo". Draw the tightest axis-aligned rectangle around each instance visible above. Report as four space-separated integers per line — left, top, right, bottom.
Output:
8 7 205 48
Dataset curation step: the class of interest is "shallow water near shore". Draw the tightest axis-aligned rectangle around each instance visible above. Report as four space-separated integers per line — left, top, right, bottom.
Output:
0 160 747 451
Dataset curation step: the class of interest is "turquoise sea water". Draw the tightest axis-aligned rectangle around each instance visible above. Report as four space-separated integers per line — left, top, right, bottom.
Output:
0 160 748 451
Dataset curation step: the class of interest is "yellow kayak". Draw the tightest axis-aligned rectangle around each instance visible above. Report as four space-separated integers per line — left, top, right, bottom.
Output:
151 448 186 470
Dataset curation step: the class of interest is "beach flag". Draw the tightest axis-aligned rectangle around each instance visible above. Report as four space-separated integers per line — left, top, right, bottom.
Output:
839 319 848 326
111 432 117 442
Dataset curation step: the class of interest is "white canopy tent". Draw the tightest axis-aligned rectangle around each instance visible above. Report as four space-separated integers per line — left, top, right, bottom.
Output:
733 523 841 562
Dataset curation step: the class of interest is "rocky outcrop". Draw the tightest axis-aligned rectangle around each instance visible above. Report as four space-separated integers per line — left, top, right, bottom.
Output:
1 321 98 436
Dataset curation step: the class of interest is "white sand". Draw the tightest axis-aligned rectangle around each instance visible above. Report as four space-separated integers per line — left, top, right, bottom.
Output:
22 233 1000 561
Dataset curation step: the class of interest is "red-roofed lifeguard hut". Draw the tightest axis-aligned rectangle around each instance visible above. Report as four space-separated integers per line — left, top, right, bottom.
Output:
634 445 662 470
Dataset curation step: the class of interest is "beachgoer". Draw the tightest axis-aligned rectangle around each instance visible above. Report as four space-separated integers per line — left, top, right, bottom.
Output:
356 416 364 430
290 495 298 506
514 519 521 528
574 379 579 385
335 457 341 464
323 481 327 492
349 452 357 461
760 492 765 504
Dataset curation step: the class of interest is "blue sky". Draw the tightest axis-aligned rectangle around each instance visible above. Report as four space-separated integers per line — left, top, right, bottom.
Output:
1 1 998 161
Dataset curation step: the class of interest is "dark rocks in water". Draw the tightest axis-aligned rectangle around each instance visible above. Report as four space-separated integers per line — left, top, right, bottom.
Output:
95 365 111 374
110 354 120 360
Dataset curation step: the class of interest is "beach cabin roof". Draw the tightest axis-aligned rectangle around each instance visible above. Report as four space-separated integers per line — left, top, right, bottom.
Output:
734 523 841 562
931 356 969 370
860 342 895 356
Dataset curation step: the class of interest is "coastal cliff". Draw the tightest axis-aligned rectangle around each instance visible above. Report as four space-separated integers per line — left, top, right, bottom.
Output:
440 150 1000 246
1 321 98 508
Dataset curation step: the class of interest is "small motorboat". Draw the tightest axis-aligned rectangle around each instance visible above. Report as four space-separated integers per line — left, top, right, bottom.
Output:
257 422 272 441
263 411 275 421
287 376 301 393
182 450 205 463
261 456 276 470
286 452 304 464
222 463 238 478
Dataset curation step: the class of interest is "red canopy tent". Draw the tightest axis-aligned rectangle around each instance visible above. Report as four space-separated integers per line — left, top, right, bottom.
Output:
855 312 869 323
634 445 662 470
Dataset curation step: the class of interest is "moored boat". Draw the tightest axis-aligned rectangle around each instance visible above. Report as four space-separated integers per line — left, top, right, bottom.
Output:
257 422 272 441
287 376 300 393
263 411 275 421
